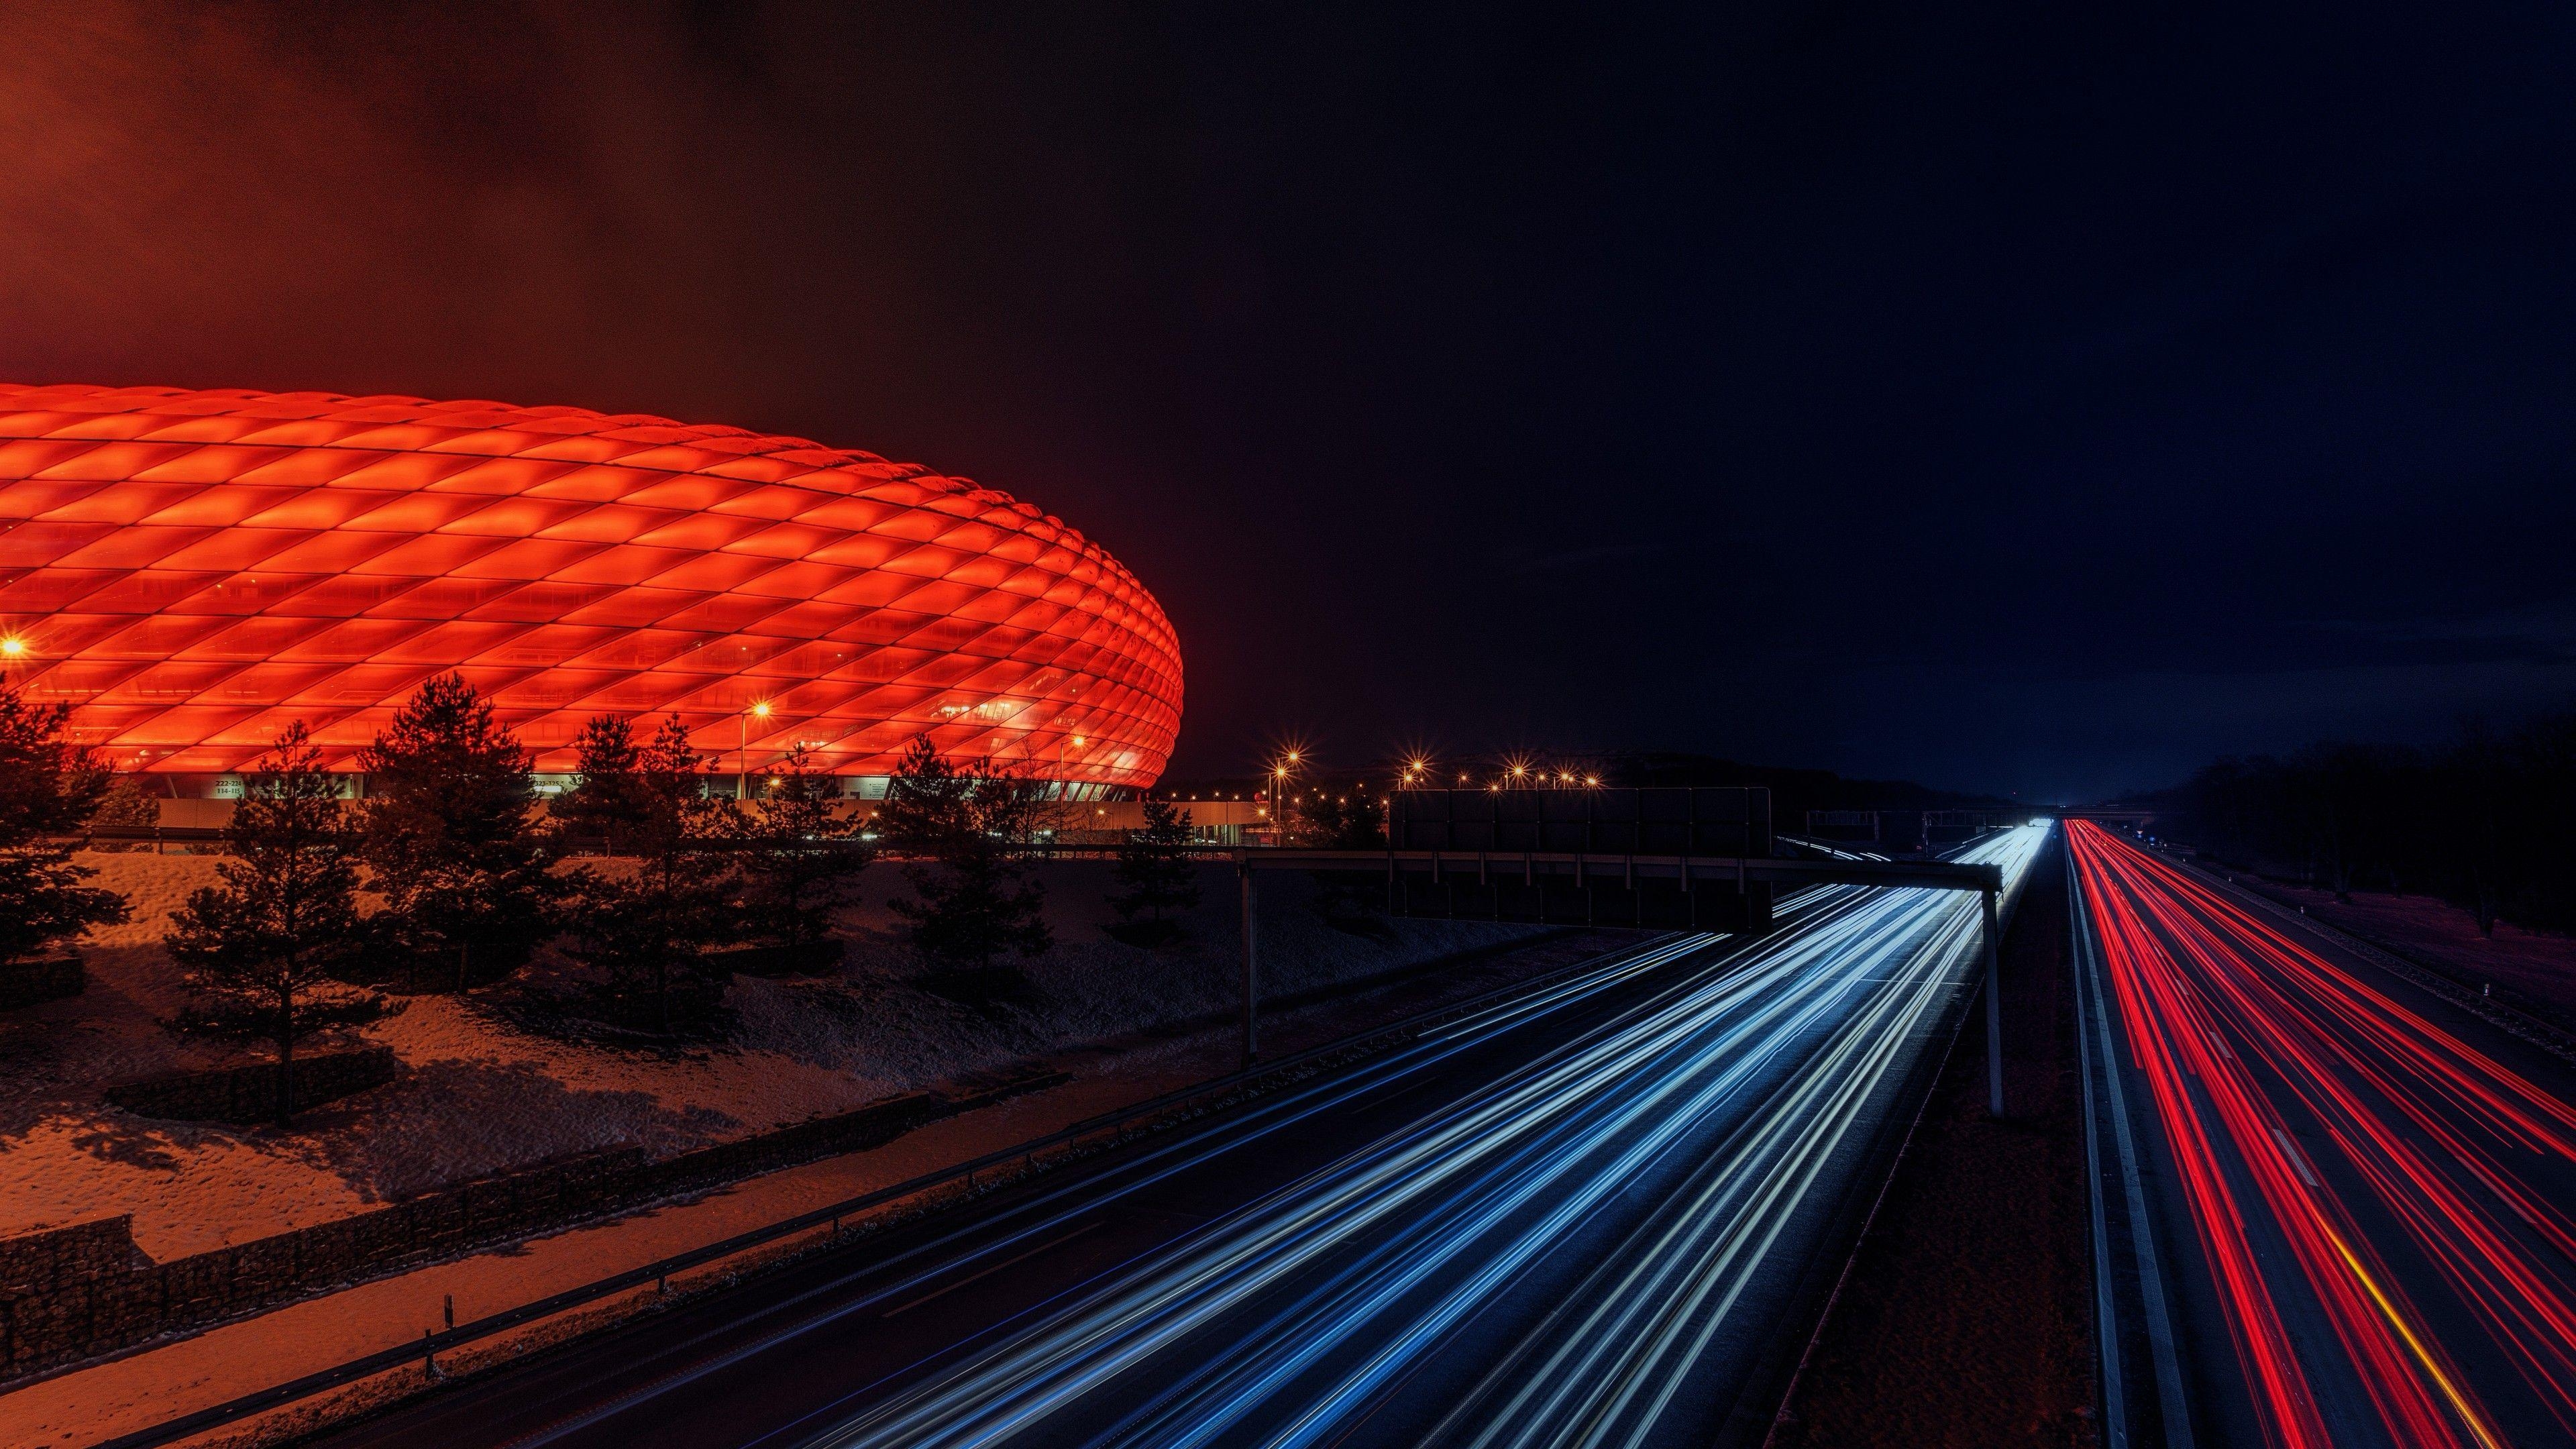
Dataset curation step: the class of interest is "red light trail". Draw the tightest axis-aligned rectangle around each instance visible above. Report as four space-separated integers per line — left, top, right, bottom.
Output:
2068 820 2576 1448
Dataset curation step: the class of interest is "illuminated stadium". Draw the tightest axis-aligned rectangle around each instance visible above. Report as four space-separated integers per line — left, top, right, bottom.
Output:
0 384 1181 797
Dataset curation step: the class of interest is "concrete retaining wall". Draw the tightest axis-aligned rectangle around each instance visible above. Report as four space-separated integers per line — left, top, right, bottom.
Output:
104 1048 400 1123
0 957 84 1011
0 1069 1063 1381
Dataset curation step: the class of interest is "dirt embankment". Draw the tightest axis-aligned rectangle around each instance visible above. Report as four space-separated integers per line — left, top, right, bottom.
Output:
0 853 1548 1259
2215 870 2576 1024
1767 841 2096 1449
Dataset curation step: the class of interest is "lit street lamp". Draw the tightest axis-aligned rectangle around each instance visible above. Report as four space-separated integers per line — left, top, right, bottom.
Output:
740 700 771 800
1267 750 1303 837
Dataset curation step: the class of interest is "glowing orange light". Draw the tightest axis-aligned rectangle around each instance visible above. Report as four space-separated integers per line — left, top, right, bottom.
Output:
0 384 1181 784
0 637 23 658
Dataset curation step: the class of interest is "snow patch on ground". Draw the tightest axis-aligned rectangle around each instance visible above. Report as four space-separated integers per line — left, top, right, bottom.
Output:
2244 877 2576 1018
1 855 1544 1258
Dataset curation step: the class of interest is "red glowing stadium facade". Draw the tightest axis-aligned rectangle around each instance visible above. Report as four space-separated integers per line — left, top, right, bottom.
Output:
0 384 1181 795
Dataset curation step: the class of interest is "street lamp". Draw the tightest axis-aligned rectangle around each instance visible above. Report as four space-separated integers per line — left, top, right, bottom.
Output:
740 700 771 800
1269 751 1303 837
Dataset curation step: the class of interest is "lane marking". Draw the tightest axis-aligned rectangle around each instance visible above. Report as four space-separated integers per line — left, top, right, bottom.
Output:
2269 1128 2320 1188
2319 1223 2506 1449
881 1222 1104 1319
2070 857 2131 1449
2071 841 2198 1449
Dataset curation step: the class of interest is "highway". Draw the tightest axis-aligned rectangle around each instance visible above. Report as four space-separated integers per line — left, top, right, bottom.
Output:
323 826 2045 1449
2068 820 2576 1449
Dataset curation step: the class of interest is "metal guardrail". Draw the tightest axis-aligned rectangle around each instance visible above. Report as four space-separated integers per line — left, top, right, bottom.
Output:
68 824 229 847
1244 847 2000 894
88 930 1703 1449
68 827 2005 895
78 827 2018 1447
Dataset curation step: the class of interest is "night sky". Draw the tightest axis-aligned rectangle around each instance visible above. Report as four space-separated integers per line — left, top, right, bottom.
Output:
6 3 2573 803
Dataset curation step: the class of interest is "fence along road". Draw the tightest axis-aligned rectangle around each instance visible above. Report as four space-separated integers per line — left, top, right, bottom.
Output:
290 826 2043 1449
2068 820 2576 1449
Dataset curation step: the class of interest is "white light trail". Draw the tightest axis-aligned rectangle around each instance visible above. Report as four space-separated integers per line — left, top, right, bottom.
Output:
810 827 2047 1449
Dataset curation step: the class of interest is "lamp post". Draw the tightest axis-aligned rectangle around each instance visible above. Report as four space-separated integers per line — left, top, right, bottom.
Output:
740 700 771 800
1267 750 1301 843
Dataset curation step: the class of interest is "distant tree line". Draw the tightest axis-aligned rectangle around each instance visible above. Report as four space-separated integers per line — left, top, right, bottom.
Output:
1608 752 2017 828
2165 713 2576 935
1174 751 2019 844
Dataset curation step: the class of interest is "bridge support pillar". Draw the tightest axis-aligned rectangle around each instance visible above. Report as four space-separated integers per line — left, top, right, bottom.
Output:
1240 861 1260 1069
1984 885 2004 1118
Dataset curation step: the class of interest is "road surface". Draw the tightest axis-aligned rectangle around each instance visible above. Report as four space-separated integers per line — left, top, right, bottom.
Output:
323 826 2045 1449
2068 820 2576 1449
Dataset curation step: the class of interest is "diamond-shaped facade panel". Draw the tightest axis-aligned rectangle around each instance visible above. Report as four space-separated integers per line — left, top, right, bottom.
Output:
0 385 1182 788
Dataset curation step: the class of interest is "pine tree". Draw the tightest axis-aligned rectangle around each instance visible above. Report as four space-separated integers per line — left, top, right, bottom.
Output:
883 737 1051 977
1106 798 1201 949
1295 785 1393 936
358 674 561 991
893 829 1052 975
1295 786 1388 848
560 716 745 1032
88 771 162 852
873 736 973 853
553 714 658 851
166 723 388 1125
739 745 871 955
0 677 127 964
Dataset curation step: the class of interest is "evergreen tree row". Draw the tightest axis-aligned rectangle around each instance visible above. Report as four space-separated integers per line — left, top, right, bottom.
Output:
0 673 1236 1122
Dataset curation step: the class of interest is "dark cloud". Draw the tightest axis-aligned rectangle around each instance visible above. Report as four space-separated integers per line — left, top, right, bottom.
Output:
5 1 2571 802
